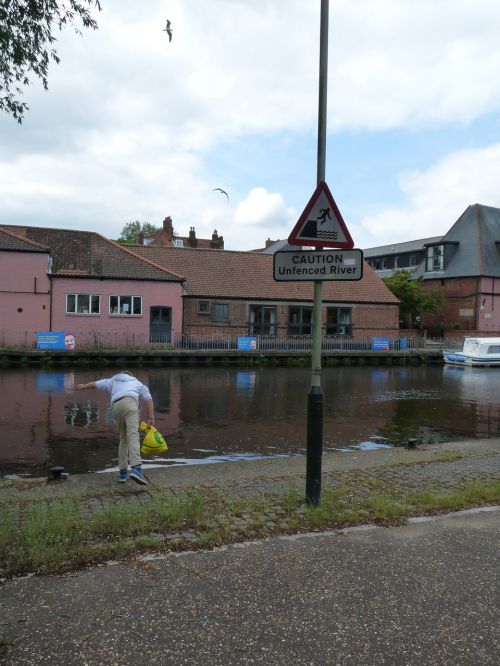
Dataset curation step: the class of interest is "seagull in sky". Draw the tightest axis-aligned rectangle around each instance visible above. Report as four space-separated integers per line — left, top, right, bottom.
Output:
212 188 229 200
163 19 173 42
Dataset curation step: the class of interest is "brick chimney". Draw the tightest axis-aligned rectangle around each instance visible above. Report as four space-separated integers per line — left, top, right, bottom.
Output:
188 226 197 248
210 229 224 249
265 237 277 248
163 216 174 241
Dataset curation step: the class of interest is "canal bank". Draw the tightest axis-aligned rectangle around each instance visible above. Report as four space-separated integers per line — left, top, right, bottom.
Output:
1 437 499 578
0 347 444 367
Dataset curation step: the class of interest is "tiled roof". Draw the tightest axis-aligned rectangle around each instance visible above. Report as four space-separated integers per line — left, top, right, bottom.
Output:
0 226 184 282
131 246 399 304
0 228 49 252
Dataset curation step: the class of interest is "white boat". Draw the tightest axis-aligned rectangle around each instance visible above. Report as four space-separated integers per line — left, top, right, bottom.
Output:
443 337 500 366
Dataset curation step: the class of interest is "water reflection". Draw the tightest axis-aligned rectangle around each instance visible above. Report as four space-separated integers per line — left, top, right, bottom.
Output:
1 365 500 478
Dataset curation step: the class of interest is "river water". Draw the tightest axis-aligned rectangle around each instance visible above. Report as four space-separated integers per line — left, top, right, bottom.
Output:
1 364 499 478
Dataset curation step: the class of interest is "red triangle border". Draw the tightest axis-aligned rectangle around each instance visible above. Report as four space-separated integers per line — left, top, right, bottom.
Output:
288 181 354 249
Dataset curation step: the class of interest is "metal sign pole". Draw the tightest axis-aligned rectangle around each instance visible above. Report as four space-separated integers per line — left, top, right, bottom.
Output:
306 0 329 505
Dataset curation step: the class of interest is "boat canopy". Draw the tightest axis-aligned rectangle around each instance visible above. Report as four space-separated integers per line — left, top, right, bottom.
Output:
462 337 500 355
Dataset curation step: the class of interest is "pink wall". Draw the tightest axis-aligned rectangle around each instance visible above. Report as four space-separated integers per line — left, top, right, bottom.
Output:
0 252 50 341
477 277 500 332
50 277 183 344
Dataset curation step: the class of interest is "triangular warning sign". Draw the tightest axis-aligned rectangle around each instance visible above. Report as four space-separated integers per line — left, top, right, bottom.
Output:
288 181 354 249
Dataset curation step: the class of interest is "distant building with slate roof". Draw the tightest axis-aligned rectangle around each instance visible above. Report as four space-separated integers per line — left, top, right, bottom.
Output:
365 204 500 335
363 237 443 279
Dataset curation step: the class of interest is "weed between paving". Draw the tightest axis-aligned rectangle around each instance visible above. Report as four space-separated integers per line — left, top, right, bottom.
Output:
1 477 499 578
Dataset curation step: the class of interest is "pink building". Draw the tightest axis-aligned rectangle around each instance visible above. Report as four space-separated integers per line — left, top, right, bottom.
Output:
0 225 184 347
0 228 51 345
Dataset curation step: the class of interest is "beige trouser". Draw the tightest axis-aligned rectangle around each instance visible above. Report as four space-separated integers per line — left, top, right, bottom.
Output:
112 396 142 470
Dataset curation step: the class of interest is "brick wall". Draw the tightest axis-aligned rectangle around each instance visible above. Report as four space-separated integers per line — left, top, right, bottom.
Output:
183 297 399 338
423 277 480 331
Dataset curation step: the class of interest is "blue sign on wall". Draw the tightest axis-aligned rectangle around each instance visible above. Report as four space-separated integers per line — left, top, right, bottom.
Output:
36 332 76 350
237 336 257 351
371 337 390 351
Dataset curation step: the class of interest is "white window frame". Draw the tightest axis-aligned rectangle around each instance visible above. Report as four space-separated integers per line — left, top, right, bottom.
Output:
426 245 444 271
66 293 101 315
109 295 143 316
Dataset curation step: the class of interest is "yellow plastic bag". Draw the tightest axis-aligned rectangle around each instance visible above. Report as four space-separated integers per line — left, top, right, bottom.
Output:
139 421 168 455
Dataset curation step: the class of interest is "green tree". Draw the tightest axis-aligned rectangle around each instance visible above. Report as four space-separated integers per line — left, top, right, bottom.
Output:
0 0 101 123
118 221 160 244
383 269 445 329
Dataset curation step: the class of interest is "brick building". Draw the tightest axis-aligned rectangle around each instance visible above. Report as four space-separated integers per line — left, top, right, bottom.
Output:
145 216 224 250
364 204 500 336
131 245 399 339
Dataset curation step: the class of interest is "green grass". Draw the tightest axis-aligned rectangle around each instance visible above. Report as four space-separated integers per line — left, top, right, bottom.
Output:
1 480 499 577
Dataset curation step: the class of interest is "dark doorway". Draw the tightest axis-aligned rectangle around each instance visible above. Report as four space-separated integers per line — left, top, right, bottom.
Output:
150 306 172 342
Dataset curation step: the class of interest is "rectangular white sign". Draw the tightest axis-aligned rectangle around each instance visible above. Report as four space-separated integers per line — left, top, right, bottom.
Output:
273 249 364 281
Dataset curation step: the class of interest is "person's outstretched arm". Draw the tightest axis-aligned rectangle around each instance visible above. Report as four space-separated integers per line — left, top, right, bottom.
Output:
75 382 97 390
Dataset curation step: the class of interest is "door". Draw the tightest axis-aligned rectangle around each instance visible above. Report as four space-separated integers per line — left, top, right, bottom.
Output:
149 306 172 342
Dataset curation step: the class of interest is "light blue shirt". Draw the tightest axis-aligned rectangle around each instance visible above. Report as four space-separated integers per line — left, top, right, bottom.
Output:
95 373 152 405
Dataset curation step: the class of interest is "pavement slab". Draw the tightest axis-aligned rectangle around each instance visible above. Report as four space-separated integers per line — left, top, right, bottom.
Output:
0 507 498 665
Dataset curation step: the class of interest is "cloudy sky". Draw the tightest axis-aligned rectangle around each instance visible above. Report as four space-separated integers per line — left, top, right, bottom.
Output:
2 0 500 250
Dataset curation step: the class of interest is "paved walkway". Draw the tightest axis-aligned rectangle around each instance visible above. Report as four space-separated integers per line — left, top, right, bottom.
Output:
1 507 498 665
1 439 499 664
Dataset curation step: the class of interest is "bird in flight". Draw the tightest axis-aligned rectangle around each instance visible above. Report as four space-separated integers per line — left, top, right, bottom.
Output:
213 188 229 200
163 19 173 42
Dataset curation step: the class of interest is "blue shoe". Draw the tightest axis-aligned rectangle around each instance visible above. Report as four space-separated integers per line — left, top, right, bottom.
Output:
129 466 148 486
118 469 128 483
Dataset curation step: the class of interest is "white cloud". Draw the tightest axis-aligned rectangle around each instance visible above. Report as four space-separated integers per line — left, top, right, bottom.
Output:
3 0 500 250
231 187 296 248
359 143 500 246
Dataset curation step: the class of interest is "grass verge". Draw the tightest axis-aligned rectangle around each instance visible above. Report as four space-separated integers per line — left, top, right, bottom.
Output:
1 480 499 578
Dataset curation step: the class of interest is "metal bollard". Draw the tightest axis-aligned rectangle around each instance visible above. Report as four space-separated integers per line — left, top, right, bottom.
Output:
48 466 68 481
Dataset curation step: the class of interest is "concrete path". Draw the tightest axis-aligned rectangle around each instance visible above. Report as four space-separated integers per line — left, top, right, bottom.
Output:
0 507 498 665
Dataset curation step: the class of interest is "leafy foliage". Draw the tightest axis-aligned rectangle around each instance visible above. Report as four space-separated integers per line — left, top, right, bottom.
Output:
0 0 101 122
118 220 160 244
383 269 445 327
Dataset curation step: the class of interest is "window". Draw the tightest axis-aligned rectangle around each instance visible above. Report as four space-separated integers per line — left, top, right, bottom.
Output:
249 305 276 335
66 294 100 314
109 295 142 315
288 306 313 335
426 245 444 271
487 346 500 354
173 239 184 247
326 307 352 336
212 303 229 322
197 300 211 314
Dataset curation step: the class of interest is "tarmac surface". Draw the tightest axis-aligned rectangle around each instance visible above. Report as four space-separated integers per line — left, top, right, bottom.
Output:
0 438 499 664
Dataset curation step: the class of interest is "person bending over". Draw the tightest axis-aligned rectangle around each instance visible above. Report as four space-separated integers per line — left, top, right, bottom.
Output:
75 371 154 485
